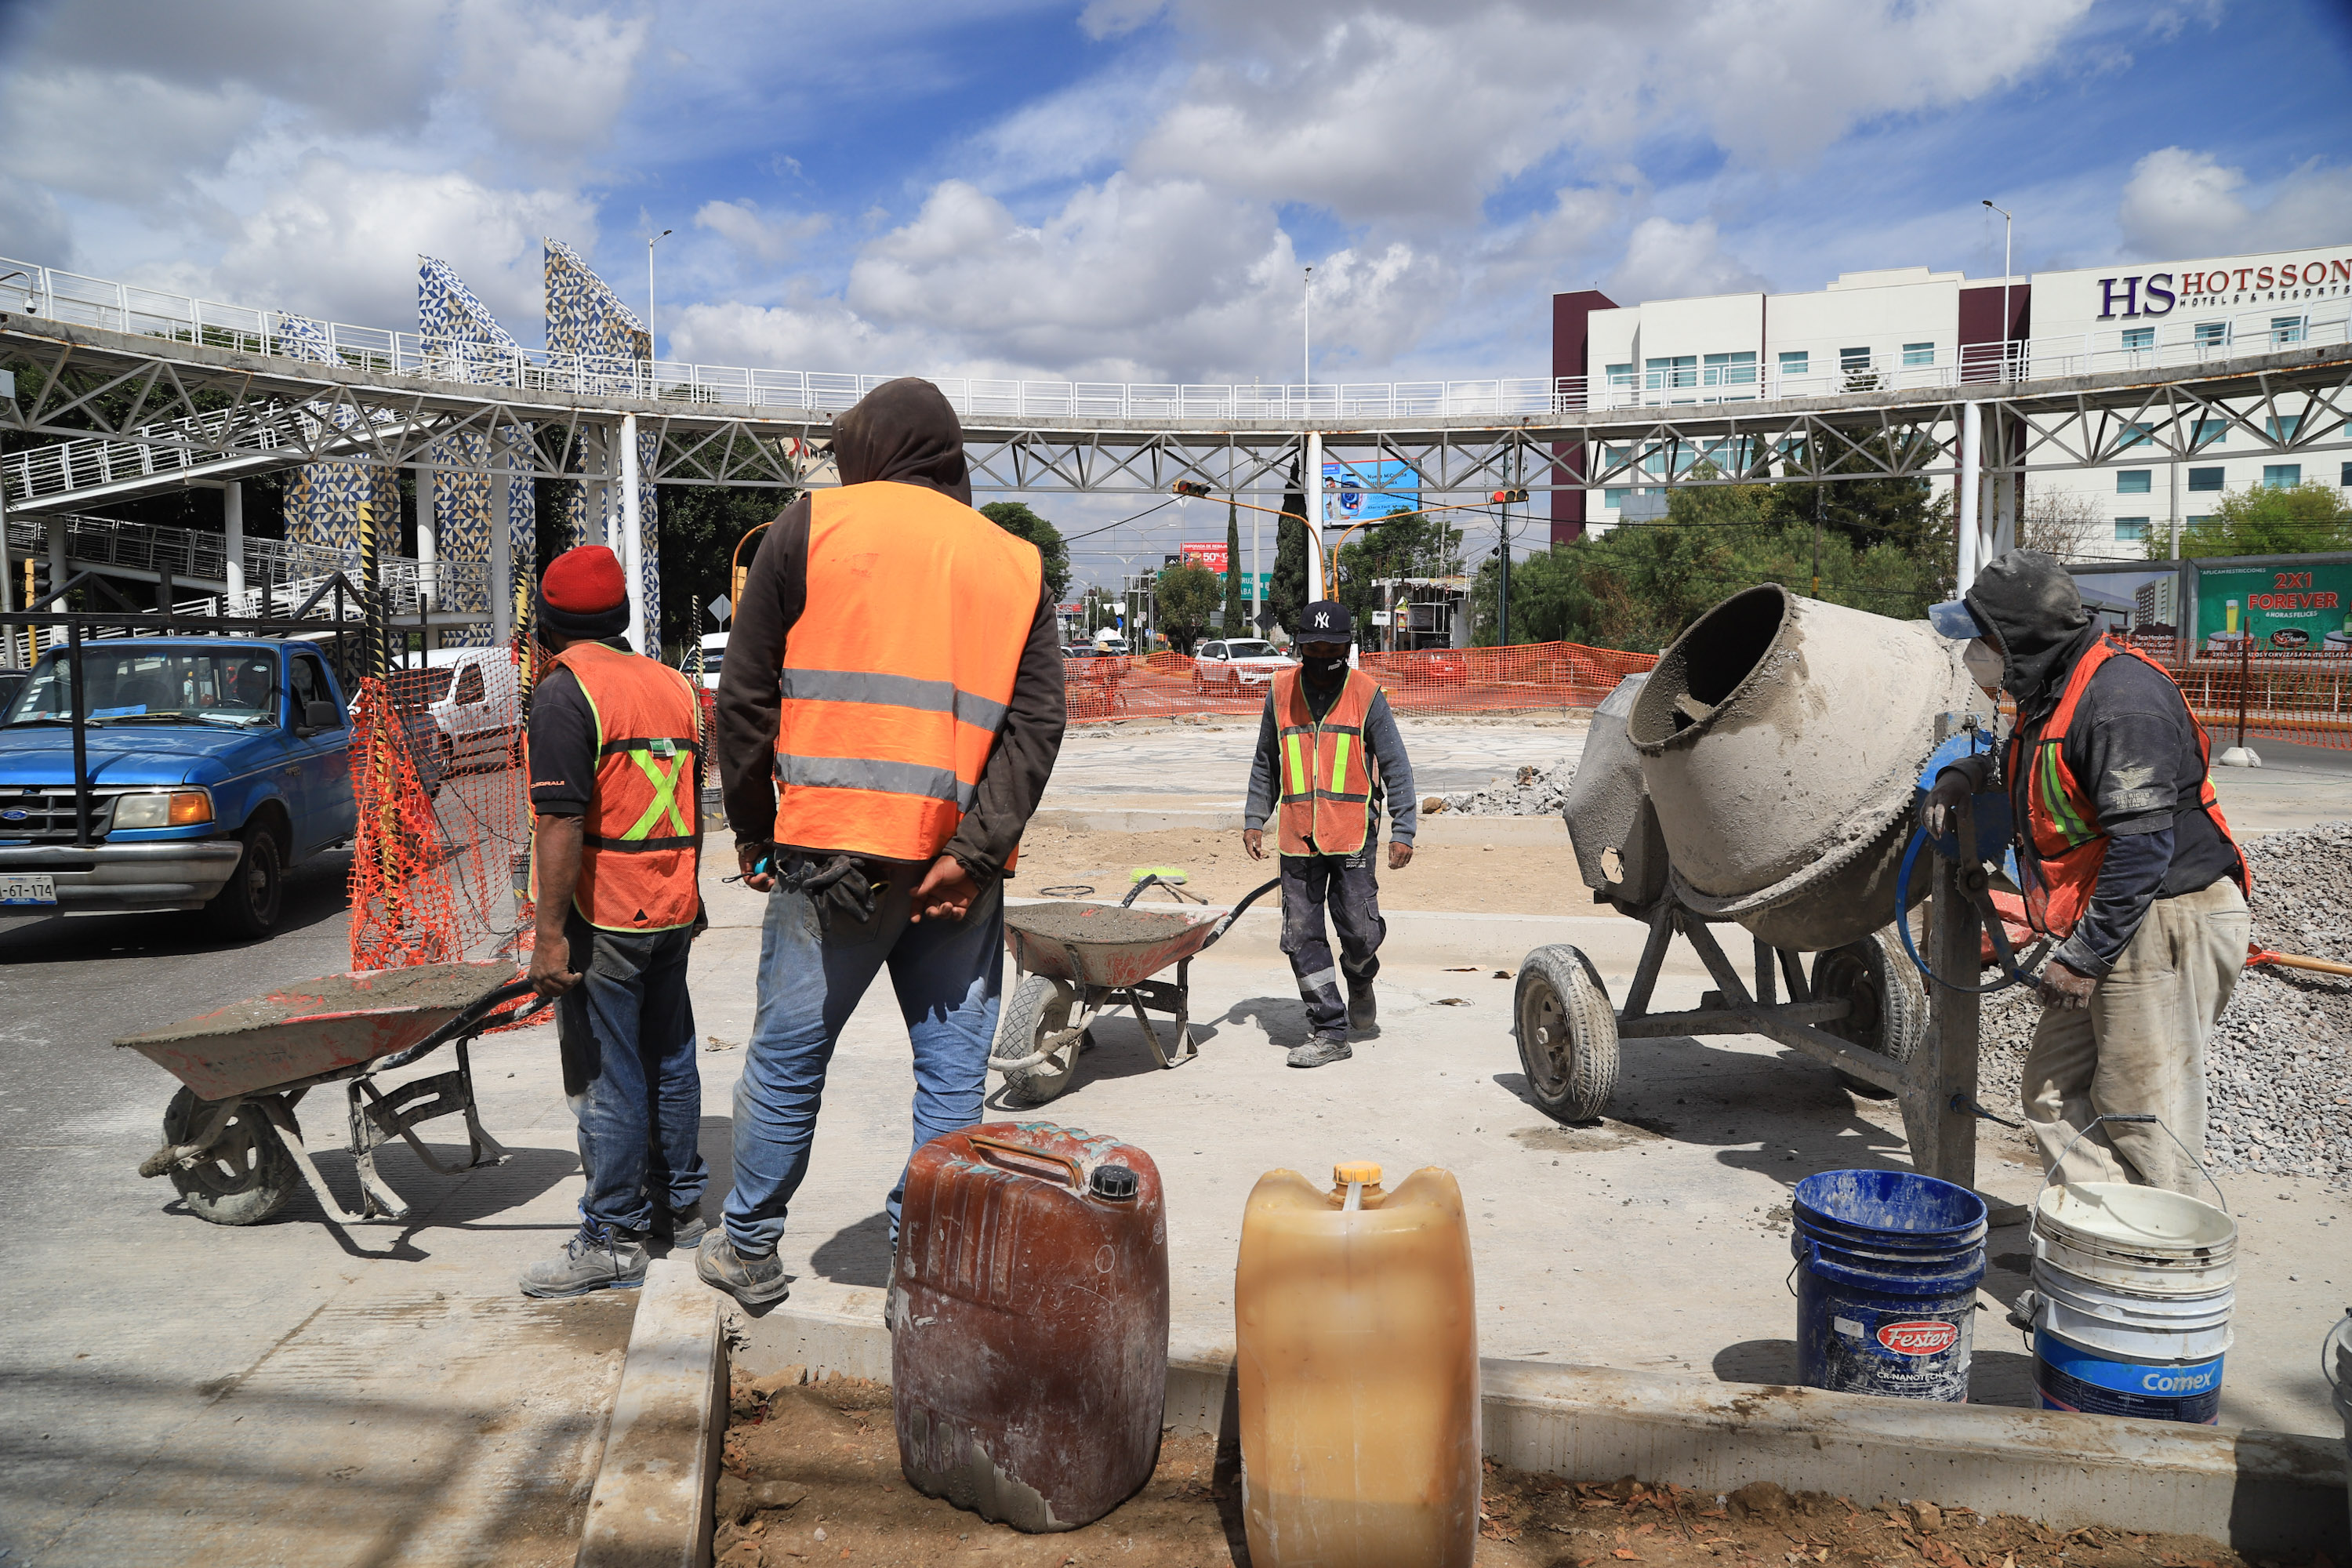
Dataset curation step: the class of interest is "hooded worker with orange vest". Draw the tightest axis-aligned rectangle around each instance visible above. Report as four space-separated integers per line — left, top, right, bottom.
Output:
704 378 1067 1308
1243 599 1417 1069
1925 550 2248 1196
521 545 710 1298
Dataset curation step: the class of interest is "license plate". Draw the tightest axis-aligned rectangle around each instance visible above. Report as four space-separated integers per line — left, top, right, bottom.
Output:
0 873 57 906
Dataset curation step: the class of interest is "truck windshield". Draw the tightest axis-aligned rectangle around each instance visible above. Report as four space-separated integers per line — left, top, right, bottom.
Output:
1225 641 1276 658
3 648 279 727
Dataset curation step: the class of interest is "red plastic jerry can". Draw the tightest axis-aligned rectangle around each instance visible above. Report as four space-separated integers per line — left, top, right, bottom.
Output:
891 1122 1169 1533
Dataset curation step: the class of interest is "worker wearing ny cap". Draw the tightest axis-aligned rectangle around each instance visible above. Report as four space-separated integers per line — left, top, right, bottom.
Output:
1243 599 1417 1068
1923 550 2247 1194
518 545 710 1298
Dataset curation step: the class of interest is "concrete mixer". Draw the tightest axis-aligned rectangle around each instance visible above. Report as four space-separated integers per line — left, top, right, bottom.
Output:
1515 584 2017 1210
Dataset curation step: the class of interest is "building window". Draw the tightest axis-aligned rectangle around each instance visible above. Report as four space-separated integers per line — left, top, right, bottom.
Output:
2119 422 2153 448
2270 315 2307 345
1603 488 1628 510
2122 326 2154 351
2187 515 2212 528
2194 321 2228 349
1605 362 1634 390
1777 350 1809 379
1902 342 1934 367
1702 350 1757 388
2263 464 2301 489
2116 470 2151 495
1839 347 1871 372
2190 417 2227 447
2187 466 2224 492
2114 517 2150 543
2266 415 2300 442
2343 462 2352 488
1645 354 1696 390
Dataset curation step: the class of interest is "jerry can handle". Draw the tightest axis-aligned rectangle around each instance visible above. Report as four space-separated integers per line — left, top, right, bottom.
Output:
968 1135 1083 1191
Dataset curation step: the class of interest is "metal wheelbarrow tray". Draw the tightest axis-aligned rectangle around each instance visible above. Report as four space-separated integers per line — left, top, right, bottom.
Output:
990 875 1276 1105
116 963 543 1228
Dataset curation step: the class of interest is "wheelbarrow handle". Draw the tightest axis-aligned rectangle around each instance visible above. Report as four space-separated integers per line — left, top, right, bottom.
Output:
1201 877 1281 949
375 976 546 1073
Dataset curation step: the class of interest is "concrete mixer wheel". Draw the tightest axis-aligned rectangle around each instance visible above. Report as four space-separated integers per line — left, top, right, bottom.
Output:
1812 928 1926 1101
1513 945 1619 1124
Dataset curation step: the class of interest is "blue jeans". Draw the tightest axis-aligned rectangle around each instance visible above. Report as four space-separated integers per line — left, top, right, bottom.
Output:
722 870 1004 1256
557 912 708 1237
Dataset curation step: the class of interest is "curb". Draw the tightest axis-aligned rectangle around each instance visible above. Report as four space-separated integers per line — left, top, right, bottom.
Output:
575 1260 725 1568
731 1301 2349 1559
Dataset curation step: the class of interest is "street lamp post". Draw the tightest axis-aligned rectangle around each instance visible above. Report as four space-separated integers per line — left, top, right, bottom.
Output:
646 228 673 362
1981 200 2013 380
1301 266 1312 396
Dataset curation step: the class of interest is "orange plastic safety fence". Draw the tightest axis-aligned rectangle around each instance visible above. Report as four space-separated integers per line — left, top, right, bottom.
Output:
1065 640 1661 723
2160 646 2352 752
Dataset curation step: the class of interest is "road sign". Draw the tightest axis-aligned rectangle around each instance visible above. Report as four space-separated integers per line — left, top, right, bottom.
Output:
707 595 731 623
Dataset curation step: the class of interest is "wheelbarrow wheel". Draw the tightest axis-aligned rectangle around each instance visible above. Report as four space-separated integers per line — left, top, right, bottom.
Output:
995 974 1084 1106
162 1086 300 1226
1513 944 1619 1124
1813 927 1926 1100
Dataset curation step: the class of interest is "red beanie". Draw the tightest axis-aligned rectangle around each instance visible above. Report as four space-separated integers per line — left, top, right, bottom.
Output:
542 546 628 612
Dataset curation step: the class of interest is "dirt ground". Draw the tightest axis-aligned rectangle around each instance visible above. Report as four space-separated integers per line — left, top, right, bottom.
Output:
718 1373 2275 1568
1013 822 1581 914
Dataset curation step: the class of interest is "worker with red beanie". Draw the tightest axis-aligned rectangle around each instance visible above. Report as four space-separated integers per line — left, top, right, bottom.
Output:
519 545 711 1298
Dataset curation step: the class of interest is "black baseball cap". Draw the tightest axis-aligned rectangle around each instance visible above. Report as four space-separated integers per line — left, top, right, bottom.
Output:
1298 600 1353 642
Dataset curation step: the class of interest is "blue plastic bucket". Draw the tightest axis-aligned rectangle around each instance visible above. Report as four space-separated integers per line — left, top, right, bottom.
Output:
1791 1170 1987 1402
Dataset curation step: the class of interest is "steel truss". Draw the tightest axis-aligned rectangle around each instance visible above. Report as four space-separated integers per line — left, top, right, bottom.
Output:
5 315 2350 508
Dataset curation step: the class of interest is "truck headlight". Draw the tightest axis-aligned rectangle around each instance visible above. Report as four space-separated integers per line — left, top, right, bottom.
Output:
113 790 214 829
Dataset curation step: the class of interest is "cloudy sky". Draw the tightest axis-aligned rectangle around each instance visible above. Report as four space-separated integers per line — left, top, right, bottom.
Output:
3 0 2349 581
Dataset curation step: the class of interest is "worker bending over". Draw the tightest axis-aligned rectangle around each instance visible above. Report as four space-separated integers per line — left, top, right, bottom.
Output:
521 546 710 1296
1243 600 1416 1069
1926 550 2248 1193
708 377 1066 1308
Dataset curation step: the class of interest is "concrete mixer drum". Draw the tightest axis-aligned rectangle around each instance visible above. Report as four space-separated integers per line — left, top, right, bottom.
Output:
1560 673 1669 916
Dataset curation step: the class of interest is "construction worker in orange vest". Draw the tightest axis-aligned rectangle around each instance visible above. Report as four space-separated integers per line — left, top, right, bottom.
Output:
1243 599 1417 1069
520 545 710 1298
1926 550 2249 1195
704 379 1067 1308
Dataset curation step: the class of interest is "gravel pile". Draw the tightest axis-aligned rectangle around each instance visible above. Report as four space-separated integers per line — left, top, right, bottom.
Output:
1977 820 2352 1185
1424 759 1578 817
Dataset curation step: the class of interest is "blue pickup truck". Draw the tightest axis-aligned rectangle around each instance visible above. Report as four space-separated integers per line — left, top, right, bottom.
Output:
0 636 437 938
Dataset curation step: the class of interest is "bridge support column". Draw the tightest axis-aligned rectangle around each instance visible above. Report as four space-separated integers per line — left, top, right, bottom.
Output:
414 461 437 653
223 481 245 612
0 482 13 667
1304 430 1325 601
492 470 514 647
1956 401 1983 593
620 414 646 654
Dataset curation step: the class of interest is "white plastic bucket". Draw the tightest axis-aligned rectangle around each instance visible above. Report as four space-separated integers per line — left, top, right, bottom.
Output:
2033 1222 2237 1297
2034 1181 2237 1263
2325 1314 2350 1529
2033 1261 2234 1361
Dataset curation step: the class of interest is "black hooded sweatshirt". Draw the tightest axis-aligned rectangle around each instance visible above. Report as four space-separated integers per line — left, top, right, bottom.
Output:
1951 550 2241 977
715 378 1065 884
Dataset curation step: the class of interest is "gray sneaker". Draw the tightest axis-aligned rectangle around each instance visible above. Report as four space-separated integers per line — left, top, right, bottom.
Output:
1287 1034 1354 1069
697 1229 792 1307
1347 984 1377 1036
520 1223 648 1298
662 1201 710 1249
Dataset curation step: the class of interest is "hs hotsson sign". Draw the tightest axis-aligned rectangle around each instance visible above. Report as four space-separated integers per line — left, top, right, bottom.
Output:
2099 251 2352 317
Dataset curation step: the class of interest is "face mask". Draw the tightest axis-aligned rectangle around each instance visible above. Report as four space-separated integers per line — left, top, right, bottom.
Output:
1305 655 1348 681
1963 638 2003 695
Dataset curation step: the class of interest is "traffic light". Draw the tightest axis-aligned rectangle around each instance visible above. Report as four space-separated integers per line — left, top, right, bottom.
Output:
1491 488 1529 504
1172 481 1214 499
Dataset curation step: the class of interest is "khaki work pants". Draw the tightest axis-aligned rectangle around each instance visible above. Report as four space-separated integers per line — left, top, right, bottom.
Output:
2021 876 2247 1195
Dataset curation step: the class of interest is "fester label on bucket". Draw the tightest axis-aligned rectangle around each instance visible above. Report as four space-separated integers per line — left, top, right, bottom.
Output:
1877 1319 1961 1357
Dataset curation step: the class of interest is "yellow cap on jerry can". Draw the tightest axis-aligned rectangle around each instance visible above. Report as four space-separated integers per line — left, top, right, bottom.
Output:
1333 1162 1383 1187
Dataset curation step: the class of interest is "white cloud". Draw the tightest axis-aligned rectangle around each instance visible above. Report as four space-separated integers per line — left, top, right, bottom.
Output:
453 0 652 152
2117 147 2352 260
1608 216 1770 305
0 68 267 202
693 199 829 264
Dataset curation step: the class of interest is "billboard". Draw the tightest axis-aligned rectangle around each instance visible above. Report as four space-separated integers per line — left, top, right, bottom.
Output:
2194 561 2352 652
1179 541 1229 573
1321 459 1421 523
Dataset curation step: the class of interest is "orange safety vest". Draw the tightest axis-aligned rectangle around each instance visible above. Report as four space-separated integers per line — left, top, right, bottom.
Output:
543 641 702 932
1272 666 1381 858
773 483 1042 863
2005 636 2246 942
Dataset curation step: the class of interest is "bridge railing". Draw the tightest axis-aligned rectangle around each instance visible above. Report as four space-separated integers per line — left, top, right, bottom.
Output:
5 255 2348 423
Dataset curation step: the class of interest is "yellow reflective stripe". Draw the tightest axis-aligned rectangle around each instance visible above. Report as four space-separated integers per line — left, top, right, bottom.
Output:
622 750 689 840
1283 734 1308 796
1329 734 1352 792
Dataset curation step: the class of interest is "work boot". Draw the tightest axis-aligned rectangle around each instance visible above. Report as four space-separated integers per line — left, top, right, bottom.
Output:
520 1222 649 1298
662 1200 710 1249
1347 982 1377 1036
697 1229 792 1308
1287 1034 1354 1069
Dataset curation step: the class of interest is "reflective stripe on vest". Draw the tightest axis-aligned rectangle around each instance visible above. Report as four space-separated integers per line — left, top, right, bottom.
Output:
1272 666 1380 858
2003 636 2248 942
774 484 1043 863
544 641 702 931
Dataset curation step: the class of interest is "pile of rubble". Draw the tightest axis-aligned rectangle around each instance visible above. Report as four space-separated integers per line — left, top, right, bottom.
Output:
1422 760 1578 818
1978 820 2352 1185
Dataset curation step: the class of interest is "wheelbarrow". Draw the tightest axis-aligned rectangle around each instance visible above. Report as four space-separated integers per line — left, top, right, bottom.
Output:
990 874 1279 1105
116 964 546 1227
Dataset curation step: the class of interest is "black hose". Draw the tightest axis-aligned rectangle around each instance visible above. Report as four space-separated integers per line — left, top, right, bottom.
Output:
1202 877 1282 948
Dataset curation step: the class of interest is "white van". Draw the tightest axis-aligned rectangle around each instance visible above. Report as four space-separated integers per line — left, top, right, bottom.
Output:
682 632 728 691
387 644 524 772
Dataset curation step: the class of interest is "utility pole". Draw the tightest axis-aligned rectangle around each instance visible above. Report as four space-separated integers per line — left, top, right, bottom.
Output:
646 229 673 364
1301 266 1312 395
1982 200 2013 379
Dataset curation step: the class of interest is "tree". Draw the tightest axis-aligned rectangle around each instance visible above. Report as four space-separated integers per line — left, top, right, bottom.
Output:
978 501 1071 604
2150 481 2352 560
1153 561 1221 653
1759 430 1947 557
1333 510 1465 634
1221 500 1247 633
1266 459 1311 636
2015 489 2107 561
656 486 794 657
